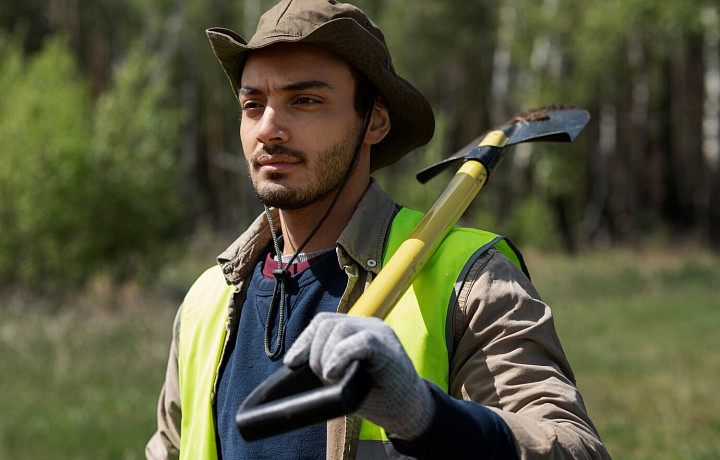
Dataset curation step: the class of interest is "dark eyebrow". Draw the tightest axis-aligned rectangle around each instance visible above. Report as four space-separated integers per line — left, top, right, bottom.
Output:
238 86 261 96
282 80 334 92
239 80 334 96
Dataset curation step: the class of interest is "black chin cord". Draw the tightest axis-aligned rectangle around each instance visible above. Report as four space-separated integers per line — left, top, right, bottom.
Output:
263 104 375 359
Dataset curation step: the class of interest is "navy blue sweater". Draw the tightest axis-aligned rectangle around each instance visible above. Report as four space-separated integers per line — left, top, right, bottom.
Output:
215 249 518 459
216 250 345 459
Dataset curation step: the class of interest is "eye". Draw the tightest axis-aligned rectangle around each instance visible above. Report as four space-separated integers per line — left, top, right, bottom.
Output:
293 96 322 106
241 101 263 111
240 101 264 119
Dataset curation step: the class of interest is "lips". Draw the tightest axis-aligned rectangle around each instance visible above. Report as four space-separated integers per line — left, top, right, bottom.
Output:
255 154 301 173
253 146 304 173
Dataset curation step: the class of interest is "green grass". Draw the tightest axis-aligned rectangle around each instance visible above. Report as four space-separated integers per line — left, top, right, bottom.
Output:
0 288 177 460
526 247 720 460
1 246 719 459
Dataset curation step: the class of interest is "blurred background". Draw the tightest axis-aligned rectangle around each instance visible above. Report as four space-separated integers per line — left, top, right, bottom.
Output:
1 0 719 458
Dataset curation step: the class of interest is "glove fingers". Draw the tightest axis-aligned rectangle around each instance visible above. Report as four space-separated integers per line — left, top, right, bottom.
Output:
311 318 380 382
286 313 411 385
285 313 435 440
320 330 379 382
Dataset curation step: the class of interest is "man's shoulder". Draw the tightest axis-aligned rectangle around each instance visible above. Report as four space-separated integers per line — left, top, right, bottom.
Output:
183 266 233 310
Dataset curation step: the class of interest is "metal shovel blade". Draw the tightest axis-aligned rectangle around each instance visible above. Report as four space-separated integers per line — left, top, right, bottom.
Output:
416 106 590 184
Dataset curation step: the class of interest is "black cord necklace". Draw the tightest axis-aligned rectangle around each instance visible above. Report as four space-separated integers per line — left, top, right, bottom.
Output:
263 105 375 359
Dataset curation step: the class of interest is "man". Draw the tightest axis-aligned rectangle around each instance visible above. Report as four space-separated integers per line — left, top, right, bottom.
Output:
147 1 610 459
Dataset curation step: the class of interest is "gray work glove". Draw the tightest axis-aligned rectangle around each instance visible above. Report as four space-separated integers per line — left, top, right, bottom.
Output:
284 312 435 440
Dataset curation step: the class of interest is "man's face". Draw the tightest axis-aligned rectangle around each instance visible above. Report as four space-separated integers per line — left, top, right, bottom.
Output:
239 43 365 210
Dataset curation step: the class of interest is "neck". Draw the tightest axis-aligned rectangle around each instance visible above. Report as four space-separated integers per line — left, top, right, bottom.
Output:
277 172 370 256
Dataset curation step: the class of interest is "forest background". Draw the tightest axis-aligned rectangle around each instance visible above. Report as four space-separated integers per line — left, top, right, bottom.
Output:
1 0 719 459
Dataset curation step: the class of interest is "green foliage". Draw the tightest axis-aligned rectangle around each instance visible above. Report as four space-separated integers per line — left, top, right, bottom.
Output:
0 37 183 288
88 42 184 280
503 194 559 250
2 0 719 287
0 36 94 285
374 111 452 210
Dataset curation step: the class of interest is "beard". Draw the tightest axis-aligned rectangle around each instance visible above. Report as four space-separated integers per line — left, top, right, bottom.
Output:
248 123 363 210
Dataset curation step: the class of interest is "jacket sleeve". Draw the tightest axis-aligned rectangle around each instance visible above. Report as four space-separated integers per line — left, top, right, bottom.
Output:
449 249 610 460
146 306 182 460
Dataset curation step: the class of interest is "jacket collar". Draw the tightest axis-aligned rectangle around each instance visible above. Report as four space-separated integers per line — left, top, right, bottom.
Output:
217 179 398 285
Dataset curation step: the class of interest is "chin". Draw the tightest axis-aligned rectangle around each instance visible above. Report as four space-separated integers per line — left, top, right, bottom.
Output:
254 183 297 207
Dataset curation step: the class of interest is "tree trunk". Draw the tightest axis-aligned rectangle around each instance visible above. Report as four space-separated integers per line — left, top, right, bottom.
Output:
584 103 616 245
626 31 649 236
702 4 720 247
490 1 517 126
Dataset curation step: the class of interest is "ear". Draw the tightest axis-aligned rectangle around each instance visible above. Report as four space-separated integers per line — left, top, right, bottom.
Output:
363 101 391 146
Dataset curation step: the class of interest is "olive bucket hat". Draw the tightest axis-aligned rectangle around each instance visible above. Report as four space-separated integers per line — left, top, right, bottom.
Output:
206 0 435 171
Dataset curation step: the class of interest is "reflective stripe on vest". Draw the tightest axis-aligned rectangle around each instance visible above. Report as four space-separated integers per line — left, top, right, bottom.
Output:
358 207 526 445
176 208 526 460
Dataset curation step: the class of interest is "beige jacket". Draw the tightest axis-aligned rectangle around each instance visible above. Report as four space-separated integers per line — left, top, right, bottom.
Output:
146 181 610 460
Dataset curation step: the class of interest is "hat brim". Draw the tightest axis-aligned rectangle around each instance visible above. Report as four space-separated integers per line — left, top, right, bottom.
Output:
207 19 434 171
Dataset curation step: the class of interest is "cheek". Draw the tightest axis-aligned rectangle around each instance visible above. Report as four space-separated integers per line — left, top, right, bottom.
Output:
240 123 255 159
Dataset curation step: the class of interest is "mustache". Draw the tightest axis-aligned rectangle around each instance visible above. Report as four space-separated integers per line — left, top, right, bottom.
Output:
251 144 305 164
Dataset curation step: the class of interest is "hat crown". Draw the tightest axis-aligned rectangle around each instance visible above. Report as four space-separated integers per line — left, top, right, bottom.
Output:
251 0 387 47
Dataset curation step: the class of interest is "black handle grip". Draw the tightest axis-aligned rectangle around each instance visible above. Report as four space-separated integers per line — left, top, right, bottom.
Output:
236 361 371 441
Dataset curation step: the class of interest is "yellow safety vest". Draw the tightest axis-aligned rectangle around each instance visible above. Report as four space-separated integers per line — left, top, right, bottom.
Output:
358 208 525 442
177 207 526 459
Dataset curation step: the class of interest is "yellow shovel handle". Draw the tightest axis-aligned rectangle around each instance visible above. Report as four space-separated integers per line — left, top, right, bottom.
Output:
348 130 509 319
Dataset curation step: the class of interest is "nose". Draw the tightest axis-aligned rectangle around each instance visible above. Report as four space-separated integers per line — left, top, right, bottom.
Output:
254 106 289 146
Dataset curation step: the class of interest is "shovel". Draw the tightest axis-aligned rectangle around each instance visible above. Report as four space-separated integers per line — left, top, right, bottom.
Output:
236 105 590 441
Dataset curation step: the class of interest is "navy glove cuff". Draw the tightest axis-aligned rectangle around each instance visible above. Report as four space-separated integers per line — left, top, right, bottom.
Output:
389 381 519 460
